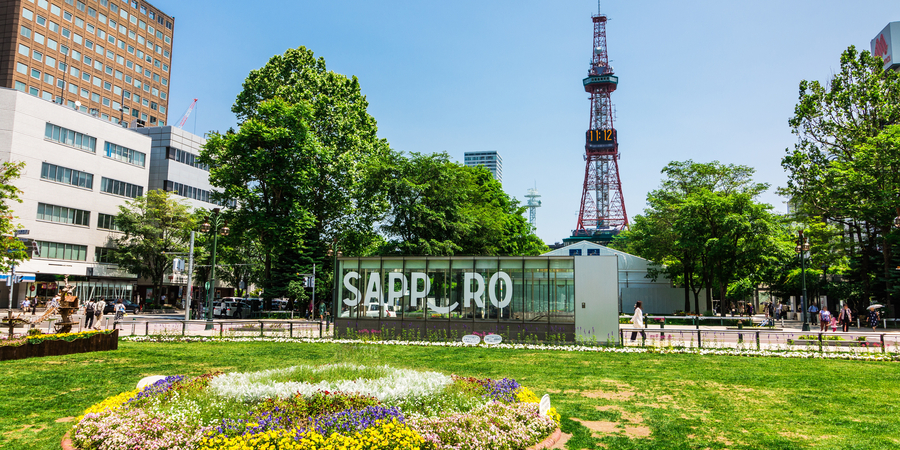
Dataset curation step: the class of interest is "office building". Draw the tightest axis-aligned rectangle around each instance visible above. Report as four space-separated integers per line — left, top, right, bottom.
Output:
0 0 175 126
133 126 226 210
463 151 502 183
0 87 151 307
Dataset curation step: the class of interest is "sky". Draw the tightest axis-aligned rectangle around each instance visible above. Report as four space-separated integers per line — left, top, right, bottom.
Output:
157 0 899 245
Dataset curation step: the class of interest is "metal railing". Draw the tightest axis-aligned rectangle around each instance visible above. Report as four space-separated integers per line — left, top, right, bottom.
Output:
107 318 334 339
618 327 898 354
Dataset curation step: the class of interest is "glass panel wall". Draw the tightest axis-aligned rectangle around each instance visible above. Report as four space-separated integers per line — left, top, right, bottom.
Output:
336 256 575 324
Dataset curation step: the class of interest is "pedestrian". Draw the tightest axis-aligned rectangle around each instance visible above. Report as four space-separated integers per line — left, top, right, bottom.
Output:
30 297 36 315
838 304 852 333
629 301 646 343
94 297 105 329
84 298 96 328
868 306 880 332
808 303 819 325
114 299 126 321
48 295 60 310
766 302 774 319
775 302 783 326
830 315 838 332
22 298 29 313
819 306 831 332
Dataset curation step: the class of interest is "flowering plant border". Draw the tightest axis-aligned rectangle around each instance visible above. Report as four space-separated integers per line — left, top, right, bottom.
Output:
121 335 900 362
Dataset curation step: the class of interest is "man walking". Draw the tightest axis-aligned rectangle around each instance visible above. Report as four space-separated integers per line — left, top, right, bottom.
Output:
84 299 95 328
808 303 819 325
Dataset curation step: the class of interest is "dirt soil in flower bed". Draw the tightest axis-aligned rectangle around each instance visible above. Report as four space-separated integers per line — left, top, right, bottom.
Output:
2 340 900 449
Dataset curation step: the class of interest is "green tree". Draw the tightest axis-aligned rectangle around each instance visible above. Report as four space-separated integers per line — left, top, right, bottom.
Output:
615 161 783 315
0 161 29 271
782 46 900 313
203 98 315 304
113 190 195 304
371 152 546 256
204 46 391 302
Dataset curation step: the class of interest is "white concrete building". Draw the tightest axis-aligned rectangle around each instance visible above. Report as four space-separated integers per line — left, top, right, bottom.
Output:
0 87 150 308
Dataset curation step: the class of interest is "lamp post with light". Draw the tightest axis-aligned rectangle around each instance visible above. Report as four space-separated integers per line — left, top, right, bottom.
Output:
796 230 811 331
201 208 229 329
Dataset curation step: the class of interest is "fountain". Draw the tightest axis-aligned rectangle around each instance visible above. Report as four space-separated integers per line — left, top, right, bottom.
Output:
53 276 79 333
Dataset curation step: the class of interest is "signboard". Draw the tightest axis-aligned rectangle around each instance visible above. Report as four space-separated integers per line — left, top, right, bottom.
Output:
461 334 481 345
539 394 551 415
30 285 35 291
585 129 617 152
872 22 900 71
343 270 512 314
483 334 503 345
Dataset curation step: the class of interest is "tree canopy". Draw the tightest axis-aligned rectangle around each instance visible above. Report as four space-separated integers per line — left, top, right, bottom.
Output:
370 152 546 256
613 161 784 315
781 46 900 313
113 190 195 304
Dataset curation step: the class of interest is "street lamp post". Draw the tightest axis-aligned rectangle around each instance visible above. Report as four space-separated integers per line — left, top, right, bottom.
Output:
796 230 811 331
201 208 229 330
327 242 343 327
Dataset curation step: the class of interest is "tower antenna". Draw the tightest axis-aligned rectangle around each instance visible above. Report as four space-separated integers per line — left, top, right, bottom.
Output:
525 184 542 230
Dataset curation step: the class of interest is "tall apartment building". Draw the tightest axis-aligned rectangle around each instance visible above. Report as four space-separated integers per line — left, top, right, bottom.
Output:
463 151 502 183
0 87 151 308
0 0 174 127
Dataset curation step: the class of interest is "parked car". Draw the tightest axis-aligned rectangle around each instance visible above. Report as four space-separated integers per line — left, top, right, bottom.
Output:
219 301 251 319
339 304 397 318
103 299 138 314
221 297 262 312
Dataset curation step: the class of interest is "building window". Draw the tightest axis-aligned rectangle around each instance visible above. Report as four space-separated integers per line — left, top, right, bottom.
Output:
44 123 97 152
14 81 26 92
100 177 143 198
95 247 117 264
104 142 146 167
35 241 87 261
21 26 32 38
37 202 90 226
97 213 120 231
16 63 27 74
41 162 94 189
19 44 29 56
22 8 34 20
568 249 582 256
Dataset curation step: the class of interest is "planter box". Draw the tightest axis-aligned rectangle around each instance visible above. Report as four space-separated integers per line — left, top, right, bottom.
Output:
0 330 118 361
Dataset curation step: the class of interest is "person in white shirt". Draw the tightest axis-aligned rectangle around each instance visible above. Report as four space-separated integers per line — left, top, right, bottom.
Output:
630 301 646 343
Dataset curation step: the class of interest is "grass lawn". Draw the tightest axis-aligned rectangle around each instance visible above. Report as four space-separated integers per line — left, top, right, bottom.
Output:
1 340 899 449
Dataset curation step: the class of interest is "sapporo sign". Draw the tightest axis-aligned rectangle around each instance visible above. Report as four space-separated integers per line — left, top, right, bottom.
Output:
342 271 512 313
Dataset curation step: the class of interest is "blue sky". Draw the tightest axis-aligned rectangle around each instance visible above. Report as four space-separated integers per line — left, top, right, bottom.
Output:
159 0 899 245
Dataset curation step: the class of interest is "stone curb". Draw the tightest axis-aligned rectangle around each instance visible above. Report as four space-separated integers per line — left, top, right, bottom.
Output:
527 427 562 450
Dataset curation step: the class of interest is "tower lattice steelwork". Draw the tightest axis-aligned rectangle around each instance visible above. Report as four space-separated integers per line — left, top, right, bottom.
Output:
573 6 628 240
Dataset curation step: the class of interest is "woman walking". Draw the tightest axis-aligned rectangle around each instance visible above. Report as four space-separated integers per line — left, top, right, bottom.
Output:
630 301 646 343
838 304 852 333
868 306 880 332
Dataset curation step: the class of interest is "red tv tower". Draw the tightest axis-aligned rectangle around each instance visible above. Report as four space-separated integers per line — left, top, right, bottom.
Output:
572 5 628 242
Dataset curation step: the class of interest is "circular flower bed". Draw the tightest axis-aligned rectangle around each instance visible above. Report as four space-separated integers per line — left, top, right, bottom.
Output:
71 363 559 450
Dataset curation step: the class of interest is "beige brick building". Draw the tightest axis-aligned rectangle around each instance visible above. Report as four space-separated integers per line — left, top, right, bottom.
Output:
0 0 174 126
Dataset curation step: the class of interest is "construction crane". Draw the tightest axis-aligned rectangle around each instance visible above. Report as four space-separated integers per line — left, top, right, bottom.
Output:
176 99 198 128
